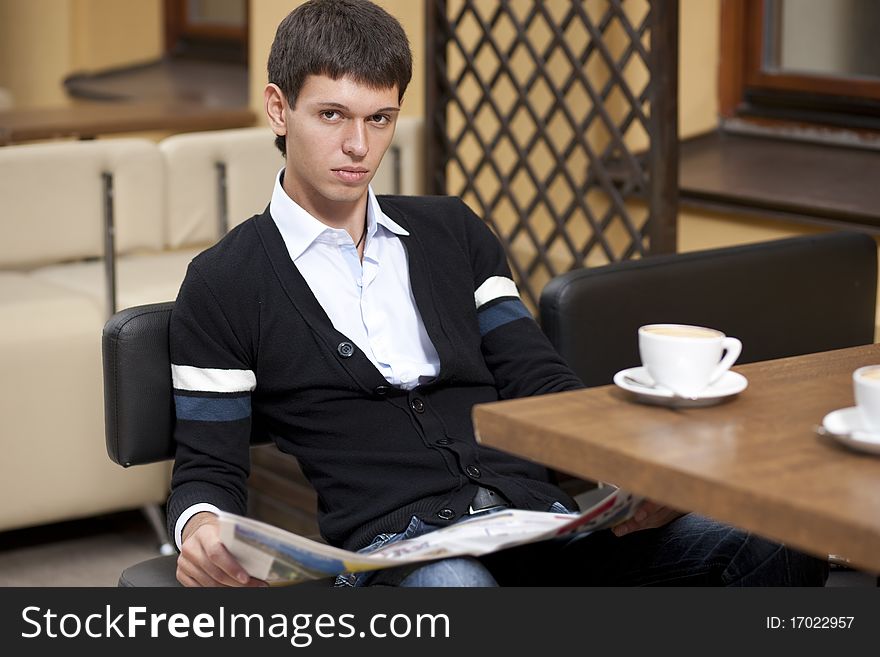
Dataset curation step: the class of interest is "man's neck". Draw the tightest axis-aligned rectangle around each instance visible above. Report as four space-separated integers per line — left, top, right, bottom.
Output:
283 179 368 240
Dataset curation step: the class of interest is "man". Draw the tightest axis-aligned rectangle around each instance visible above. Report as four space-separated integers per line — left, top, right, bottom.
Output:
168 0 828 587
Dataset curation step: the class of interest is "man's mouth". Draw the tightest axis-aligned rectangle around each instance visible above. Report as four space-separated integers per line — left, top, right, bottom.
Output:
332 168 369 183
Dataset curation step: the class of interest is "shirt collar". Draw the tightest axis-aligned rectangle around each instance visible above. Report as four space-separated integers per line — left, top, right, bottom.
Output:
270 168 409 261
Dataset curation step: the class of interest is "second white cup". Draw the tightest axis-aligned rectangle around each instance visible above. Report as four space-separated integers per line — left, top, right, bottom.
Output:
853 365 880 432
638 324 742 397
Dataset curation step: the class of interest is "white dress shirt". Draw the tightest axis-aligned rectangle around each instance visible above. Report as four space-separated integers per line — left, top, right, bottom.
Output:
269 169 440 387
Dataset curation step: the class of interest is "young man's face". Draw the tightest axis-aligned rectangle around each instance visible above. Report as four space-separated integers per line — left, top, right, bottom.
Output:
272 74 400 221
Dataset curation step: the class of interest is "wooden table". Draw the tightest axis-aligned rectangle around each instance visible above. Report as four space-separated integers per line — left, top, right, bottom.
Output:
0 102 255 145
473 344 880 574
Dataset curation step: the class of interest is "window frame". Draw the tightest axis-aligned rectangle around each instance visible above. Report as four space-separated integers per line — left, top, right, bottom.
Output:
164 0 249 56
719 0 880 128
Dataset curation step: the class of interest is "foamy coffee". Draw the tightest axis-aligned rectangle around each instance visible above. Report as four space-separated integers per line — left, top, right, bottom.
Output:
857 366 880 381
641 325 721 339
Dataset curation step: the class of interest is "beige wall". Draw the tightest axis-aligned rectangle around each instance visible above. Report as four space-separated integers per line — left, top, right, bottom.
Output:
0 0 74 106
70 0 162 72
0 0 161 108
678 208 824 253
679 0 720 139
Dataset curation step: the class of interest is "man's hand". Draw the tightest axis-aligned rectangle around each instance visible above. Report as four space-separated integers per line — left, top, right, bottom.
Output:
176 511 268 587
612 500 684 537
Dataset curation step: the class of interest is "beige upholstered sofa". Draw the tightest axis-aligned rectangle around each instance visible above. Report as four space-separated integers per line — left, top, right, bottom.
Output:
0 139 171 533
0 119 423 538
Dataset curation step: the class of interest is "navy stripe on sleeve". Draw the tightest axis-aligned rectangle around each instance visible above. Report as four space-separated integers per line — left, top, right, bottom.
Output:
477 298 532 335
174 394 251 422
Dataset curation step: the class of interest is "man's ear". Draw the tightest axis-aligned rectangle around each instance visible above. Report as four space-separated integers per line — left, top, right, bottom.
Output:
265 83 288 137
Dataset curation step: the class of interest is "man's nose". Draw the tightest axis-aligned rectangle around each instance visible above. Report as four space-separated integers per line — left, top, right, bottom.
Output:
342 122 368 158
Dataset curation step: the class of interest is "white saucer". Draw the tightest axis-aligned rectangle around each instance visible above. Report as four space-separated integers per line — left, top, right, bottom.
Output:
613 366 748 408
820 407 880 456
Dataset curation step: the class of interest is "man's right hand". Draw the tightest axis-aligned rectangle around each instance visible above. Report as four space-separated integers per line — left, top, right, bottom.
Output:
176 511 268 587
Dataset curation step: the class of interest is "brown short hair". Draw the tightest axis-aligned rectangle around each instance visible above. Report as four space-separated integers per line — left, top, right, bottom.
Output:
267 0 413 156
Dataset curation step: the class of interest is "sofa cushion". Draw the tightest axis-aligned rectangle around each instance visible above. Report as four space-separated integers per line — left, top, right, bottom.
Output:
161 127 280 249
31 248 203 316
0 273 170 531
0 139 164 268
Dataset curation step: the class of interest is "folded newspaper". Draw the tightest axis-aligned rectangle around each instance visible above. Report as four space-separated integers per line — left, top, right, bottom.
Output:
217 486 642 585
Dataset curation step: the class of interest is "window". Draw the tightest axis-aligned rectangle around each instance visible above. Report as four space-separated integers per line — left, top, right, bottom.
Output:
720 0 880 131
677 0 880 233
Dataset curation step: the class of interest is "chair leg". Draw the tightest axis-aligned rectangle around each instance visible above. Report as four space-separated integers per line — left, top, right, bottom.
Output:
141 504 175 556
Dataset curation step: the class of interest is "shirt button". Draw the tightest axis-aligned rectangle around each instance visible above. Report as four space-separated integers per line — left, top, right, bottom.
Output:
374 385 392 396
436 438 452 445
436 508 455 520
411 398 425 413
337 341 354 358
465 465 482 478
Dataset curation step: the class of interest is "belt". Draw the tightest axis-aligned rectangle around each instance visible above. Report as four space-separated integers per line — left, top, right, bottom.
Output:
467 486 511 514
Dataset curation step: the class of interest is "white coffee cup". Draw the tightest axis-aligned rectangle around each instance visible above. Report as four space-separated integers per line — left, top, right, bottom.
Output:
638 324 742 397
853 365 880 432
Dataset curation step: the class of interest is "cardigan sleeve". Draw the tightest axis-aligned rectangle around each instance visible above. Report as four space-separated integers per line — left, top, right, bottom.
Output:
165 263 254 543
461 200 584 398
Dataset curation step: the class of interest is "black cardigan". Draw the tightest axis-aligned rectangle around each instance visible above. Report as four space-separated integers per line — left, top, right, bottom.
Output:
168 195 584 550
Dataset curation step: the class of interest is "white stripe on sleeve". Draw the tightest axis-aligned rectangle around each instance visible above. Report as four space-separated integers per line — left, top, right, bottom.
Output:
171 365 256 393
174 503 222 550
474 276 520 309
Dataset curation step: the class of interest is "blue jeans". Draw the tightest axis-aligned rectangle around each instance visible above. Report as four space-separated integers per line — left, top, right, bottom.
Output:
336 504 829 587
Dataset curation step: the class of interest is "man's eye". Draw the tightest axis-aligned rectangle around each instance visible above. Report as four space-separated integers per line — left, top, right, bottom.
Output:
370 114 390 125
321 110 340 120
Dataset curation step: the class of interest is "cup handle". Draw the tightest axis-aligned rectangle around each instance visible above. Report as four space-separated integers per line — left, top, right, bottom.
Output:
708 337 742 384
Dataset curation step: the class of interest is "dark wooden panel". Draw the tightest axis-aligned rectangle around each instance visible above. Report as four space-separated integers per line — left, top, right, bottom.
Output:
247 445 321 539
247 492 322 540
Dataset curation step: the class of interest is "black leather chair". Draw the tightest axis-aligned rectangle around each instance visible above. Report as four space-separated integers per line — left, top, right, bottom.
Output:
540 231 878 388
103 302 179 586
103 302 330 587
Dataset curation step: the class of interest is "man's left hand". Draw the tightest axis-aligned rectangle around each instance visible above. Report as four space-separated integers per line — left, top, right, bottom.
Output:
612 500 684 537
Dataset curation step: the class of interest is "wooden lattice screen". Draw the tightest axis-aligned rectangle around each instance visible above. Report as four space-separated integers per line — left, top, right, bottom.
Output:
426 0 679 310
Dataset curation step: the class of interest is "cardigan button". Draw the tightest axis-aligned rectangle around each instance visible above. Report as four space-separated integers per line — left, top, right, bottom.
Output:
436 438 452 445
436 508 455 520
411 398 425 413
465 465 482 478
374 385 392 396
337 341 355 358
